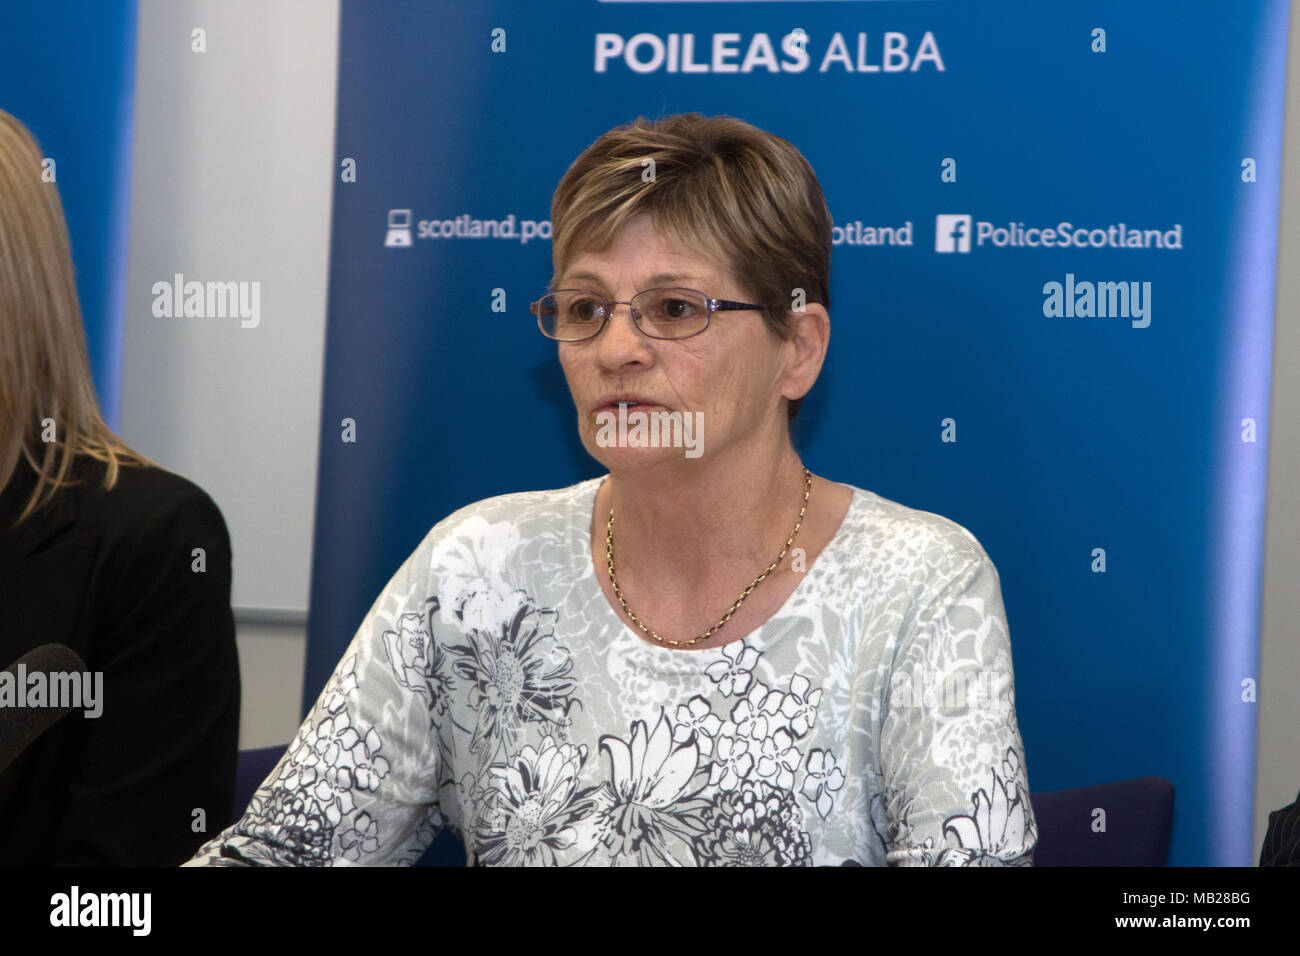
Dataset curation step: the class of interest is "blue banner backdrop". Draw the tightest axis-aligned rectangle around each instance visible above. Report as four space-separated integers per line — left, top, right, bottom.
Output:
306 0 1290 866
0 0 139 428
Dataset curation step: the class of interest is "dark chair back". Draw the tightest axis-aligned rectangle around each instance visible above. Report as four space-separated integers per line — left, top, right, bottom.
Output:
1029 776 1174 866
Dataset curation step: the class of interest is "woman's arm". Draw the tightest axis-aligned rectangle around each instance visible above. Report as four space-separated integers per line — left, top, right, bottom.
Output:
52 480 239 864
185 542 446 866
879 554 1037 866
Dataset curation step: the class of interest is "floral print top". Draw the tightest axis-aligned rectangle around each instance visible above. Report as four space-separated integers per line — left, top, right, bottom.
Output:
186 476 1037 867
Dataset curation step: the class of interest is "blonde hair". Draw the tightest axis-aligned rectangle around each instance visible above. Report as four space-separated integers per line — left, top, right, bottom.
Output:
549 112 833 420
0 108 156 525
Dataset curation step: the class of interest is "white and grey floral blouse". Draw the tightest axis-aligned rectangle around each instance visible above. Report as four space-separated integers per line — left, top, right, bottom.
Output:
186 476 1037 867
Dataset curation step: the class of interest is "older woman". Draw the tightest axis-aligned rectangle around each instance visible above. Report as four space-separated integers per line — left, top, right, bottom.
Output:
189 112 1036 867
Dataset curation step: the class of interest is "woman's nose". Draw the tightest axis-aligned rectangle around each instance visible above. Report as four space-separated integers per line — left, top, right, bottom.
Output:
596 302 652 358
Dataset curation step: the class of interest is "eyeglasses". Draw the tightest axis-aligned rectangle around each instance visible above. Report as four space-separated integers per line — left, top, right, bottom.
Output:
529 287 766 342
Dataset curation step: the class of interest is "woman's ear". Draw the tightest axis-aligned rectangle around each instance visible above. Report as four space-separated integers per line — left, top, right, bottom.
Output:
780 303 830 404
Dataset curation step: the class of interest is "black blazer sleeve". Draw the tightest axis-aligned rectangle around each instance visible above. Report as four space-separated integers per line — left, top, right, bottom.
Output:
52 477 241 865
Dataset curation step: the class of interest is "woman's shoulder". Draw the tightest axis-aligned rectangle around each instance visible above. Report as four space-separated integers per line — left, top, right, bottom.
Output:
369 477 602 625
58 457 233 576
835 481 994 584
73 455 227 531
406 475 602 563
425 476 600 531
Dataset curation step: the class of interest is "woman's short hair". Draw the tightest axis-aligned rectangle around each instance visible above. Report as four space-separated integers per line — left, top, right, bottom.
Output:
0 109 154 524
549 112 833 421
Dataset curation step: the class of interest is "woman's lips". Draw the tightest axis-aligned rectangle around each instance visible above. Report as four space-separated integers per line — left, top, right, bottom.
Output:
596 402 663 415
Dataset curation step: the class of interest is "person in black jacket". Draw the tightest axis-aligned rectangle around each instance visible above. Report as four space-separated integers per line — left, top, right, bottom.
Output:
1260 788 1300 866
0 108 240 865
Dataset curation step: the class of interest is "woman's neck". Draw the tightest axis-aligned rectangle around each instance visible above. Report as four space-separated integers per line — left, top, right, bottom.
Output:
597 437 809 597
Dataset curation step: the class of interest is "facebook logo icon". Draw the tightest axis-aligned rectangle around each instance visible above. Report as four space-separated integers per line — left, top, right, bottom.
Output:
935 214 972 253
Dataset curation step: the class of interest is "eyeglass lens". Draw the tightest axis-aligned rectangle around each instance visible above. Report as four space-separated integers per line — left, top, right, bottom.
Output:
538 288 709 340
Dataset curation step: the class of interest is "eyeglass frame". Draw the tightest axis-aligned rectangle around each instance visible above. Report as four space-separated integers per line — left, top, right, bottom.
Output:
529 287 767 342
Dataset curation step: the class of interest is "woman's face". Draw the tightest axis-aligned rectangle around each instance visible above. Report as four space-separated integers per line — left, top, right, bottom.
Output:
556 213 795 472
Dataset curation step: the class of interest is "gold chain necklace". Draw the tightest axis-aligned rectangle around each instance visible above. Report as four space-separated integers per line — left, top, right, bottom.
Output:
605 467 813 648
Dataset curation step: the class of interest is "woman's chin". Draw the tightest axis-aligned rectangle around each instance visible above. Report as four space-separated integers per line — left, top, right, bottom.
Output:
584 443 695 472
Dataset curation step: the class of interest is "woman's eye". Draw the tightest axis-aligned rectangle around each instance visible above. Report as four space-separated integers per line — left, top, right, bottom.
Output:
570 300 600 321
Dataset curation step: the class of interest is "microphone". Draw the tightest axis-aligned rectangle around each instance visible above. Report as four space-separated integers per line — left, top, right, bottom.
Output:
0 644 88 776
